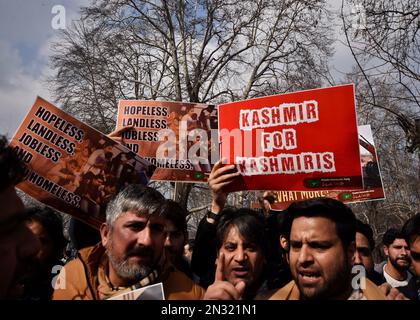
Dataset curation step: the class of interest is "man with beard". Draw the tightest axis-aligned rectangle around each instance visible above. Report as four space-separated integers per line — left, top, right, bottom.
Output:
267 198 385 300
203 208 267 300
53 184 204 300
378 228 418 300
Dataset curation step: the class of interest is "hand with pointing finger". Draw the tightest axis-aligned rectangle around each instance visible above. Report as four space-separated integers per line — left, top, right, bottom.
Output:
203 253 246 300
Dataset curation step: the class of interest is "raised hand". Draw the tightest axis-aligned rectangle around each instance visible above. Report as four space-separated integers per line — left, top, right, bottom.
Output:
208 159 240 214
203 253 245 300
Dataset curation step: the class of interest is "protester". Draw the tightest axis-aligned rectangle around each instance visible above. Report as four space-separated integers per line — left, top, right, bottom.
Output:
203 208 268 300
161 200 192 278
0 134 41 299
68 217 101 254
53 184 204 300
267 198 385 300
264 210 292 290
259 191 276 218
353 219 383 285
193 160 291 295
402 213 420 299
402 213 420 276
191 159 241 288
23 207 67 300
377 228 418 300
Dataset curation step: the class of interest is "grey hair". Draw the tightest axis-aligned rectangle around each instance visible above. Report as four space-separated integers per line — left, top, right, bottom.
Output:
105 184 166 226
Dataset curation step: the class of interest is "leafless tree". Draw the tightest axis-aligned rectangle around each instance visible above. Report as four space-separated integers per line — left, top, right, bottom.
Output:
49 0 334 220
340 1 420 255
347 75 419 260
340 0 420 157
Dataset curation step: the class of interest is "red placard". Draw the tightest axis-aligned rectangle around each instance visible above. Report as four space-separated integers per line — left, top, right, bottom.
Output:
218 84 363 191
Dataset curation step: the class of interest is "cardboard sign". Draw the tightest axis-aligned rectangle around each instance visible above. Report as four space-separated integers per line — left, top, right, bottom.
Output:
218 84 363 191
256 125 385 210
9 97 155 229
107 283 164 300
116 100 218 182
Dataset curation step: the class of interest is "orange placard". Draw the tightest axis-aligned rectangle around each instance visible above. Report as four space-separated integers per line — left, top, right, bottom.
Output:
116 100 218 182
10 97 155 229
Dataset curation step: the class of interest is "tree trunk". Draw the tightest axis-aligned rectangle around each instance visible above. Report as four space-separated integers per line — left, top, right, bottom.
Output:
173 182 193 210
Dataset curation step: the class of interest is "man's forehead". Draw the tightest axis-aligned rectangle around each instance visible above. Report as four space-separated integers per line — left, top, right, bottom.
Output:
118 211 165 223
356 232 370 245
291 216 337 236
390 238 409 247
289 217 342 246
223 225 256 245
165 220 180 232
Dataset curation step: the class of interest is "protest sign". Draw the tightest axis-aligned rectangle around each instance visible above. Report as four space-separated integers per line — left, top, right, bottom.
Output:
116 100 218 182
253 125 385 210
218 84 363 191
9 97 155 229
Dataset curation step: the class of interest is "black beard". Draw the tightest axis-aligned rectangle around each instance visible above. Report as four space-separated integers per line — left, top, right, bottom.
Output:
299 256 353 300
389 257 410 273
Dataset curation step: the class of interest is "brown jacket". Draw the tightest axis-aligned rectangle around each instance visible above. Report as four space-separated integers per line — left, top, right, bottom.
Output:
53 243 205 300
266 279 386 300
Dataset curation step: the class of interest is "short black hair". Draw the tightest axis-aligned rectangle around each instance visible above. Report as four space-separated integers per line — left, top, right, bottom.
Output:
402 213 420 247
355 219 375 250
215 207 267 257
382 228 405 247
0 135 26 192
285 197 356 248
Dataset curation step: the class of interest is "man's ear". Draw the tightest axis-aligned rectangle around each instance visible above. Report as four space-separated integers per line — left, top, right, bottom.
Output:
347 241 356 262
100 223 110 247
279 235 288 250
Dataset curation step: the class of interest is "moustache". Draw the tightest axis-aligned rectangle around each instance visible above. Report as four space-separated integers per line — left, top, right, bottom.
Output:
125 246 154 258
396 256 409 261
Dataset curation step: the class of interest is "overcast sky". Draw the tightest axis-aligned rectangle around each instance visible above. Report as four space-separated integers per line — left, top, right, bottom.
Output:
0 0 90 137
0 0 353 138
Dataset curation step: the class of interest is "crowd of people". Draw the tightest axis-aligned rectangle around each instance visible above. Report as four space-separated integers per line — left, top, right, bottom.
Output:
1 133 419 301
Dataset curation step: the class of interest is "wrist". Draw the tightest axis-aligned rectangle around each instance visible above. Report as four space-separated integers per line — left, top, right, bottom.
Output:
211 198 225 214
206 210 220 224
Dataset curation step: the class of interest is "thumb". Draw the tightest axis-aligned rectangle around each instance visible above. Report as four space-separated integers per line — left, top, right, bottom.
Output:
234 281 246 299
108 126 134 137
